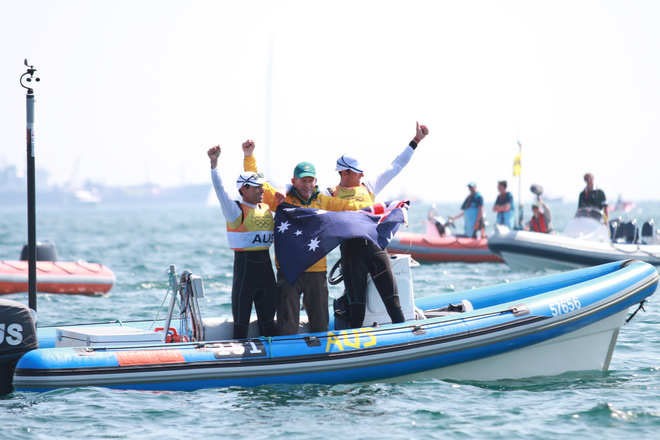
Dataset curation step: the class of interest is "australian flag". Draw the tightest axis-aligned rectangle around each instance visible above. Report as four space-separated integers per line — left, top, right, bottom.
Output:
274 202 408 284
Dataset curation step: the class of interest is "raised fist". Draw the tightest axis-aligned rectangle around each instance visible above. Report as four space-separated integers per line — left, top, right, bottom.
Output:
242 139 255 156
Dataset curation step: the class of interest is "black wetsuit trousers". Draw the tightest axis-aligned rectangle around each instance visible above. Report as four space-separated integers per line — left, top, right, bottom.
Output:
340 238 405 328
232 250 278 339
276 271 329 335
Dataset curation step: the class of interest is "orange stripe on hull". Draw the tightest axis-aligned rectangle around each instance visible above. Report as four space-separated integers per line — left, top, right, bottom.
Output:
116 350 185 366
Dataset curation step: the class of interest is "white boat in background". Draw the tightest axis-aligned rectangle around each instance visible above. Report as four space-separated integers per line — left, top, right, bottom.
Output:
488 208 660 271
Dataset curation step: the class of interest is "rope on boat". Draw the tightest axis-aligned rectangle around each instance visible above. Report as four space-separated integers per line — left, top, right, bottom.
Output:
75 304 532 352
625 300 647 324
148 279 175 331
608 242 660 259
638 248 660 258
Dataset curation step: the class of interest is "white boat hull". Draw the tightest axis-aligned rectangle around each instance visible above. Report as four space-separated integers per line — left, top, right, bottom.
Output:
405 309 626 381
488 226 660 271
498 251 582 272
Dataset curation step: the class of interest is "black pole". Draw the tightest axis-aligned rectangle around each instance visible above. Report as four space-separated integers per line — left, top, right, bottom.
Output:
20 60 40 311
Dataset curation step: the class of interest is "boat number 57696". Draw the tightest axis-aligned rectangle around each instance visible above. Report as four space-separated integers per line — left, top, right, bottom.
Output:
549 297 581 316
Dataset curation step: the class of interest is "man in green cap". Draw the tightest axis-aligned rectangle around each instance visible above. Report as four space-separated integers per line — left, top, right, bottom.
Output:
242 140 358 334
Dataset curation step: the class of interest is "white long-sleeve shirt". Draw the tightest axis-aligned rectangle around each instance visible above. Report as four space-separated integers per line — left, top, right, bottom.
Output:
211 168 261 223
364 145 415 196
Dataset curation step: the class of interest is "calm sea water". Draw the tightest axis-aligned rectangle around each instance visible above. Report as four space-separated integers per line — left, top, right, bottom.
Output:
1 200 658 439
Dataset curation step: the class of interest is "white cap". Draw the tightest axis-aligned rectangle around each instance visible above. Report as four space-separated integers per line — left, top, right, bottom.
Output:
335 154 364 173
236 172 265 190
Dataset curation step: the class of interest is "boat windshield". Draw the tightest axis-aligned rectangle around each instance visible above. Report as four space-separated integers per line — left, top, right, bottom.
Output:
575 207 604 222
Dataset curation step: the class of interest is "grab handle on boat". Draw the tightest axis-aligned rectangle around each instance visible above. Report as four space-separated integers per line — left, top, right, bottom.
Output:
328 259 343 285
511 305 530 317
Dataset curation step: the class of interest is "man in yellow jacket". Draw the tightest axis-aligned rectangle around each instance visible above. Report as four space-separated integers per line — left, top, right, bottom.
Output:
242 140 357 335
329 122 429 329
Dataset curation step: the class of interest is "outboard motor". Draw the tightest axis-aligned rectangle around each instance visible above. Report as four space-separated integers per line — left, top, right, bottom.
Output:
620 220 639 244
1 299 38 395
641 219 655 243
20 241 58 261
610 219 639 244
432 215 451 236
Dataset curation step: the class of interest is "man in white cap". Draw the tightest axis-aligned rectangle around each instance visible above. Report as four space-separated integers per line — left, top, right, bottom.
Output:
207 145 278 339
329 122 429 329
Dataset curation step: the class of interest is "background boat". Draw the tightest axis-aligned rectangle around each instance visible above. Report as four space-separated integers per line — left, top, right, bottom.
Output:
388 212 503 263
488 208 660 270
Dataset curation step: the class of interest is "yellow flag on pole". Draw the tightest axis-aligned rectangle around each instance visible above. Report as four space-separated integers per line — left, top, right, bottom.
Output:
513 153 521 177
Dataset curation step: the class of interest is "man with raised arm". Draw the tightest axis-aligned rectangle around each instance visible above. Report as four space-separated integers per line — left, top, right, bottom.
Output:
329 122 429 329
242 140 359 335
207 145 278 339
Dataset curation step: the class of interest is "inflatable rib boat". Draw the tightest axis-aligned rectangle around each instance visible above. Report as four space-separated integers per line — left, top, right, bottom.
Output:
0 260 115 296
488 209 660 271
387 217 503 263
1 257 656 393
0 243 115 295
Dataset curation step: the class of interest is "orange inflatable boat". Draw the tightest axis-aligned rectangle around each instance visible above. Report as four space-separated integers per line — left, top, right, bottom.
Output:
387 219 503 263
0 260 115 295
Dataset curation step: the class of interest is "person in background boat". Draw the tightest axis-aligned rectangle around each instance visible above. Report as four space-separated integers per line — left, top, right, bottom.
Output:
530 184 553 232
427 206 450 237
527 204 550 233
492 180 515 229
207 145 279 339
450 183 485 238
578 172 608 221
328 121 429 329
242 140 359 335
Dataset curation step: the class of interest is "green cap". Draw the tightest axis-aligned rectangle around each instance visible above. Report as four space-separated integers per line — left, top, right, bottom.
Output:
293 161 316 178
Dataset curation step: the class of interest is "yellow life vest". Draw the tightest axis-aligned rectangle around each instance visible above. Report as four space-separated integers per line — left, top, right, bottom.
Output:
331 184 375 209
226 202 274 251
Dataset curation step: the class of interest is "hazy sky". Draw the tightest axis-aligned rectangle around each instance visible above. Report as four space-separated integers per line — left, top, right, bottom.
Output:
1 0 658 202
